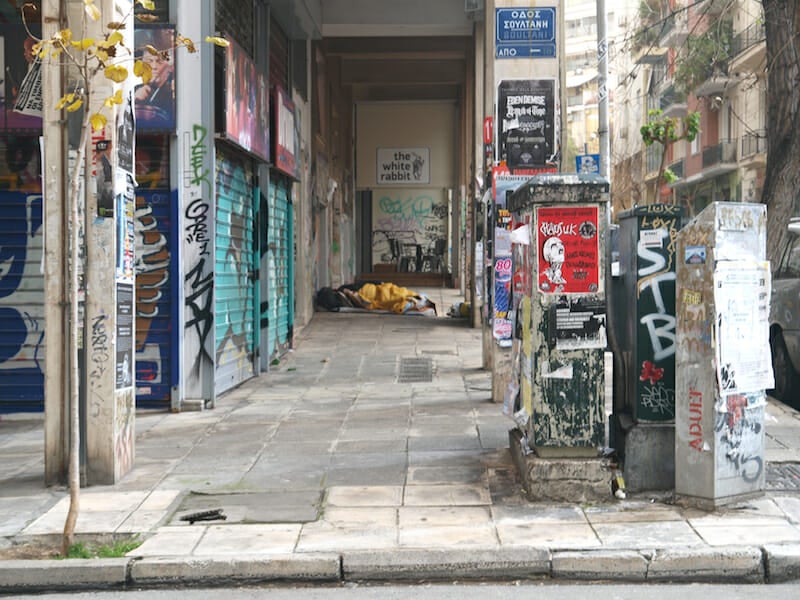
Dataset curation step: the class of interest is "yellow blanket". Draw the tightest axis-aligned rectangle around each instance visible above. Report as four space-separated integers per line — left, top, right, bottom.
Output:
356 283 433 314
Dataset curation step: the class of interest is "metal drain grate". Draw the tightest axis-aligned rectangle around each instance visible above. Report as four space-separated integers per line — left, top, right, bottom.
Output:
398 357 434 383
766 463 800 491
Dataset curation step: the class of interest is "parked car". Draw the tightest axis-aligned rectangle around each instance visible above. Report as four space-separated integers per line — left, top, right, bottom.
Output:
769 218 800 405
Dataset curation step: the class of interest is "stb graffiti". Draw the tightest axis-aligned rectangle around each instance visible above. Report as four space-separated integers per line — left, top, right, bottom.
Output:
636 218 680 421
0 193 44 411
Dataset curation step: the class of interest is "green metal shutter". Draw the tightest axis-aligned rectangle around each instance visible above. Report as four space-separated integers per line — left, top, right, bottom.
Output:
267 177 293 361
215 149 256 393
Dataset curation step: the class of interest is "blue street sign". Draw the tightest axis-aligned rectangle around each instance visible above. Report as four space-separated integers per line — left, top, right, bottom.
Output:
576 154 601 174
496 7 556 59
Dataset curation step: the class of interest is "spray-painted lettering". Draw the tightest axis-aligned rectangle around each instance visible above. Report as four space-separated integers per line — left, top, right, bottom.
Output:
185 198 211 252
688 387 703 451
90 313 110 379
190 124 212 192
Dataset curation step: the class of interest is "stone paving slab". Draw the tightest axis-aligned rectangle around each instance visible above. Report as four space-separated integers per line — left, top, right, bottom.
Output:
3 288 800 589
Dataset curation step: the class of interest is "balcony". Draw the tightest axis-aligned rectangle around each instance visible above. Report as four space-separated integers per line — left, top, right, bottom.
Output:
660 10 688 47
693 63 732 97
740 129 767 167
731 21 766 74
701 139 737 177
659 84 688 118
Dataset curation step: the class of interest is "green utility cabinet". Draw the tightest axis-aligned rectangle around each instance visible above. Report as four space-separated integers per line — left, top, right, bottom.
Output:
507 174 610 456
610 205 684 491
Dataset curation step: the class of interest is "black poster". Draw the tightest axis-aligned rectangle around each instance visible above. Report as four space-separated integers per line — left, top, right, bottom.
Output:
548 296 607 351
497 79 555 169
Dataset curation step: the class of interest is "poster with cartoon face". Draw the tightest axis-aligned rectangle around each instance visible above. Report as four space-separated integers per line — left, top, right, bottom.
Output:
536 205 599 294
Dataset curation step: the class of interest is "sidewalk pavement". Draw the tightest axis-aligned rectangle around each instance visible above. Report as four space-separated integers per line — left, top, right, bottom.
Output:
2 286 800 591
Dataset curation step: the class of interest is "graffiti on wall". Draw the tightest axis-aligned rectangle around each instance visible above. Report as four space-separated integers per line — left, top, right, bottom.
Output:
0 192 44 408
215 155 254 374
715 393 764 483
636 214 680 419
184 124 214 386
267 180 292 360
372 189 447 272
134 190 173 405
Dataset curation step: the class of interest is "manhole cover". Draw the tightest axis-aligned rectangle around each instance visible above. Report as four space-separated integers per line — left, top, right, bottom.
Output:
398 357 433 383
766 463 800 491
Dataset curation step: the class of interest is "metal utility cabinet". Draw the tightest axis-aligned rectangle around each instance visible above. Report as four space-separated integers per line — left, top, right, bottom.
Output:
675 202 773 508
507 174 609 457
610 205 684 491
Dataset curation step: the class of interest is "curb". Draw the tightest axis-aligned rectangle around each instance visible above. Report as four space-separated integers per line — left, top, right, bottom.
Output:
130 554 342 585
342 548 550 581
647 546 764 583
552 550 647 581
764 543 800 583
1 545 800 592
0 558 129 592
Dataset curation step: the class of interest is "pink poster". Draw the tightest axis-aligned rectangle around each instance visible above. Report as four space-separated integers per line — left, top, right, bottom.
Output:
536 205 599 294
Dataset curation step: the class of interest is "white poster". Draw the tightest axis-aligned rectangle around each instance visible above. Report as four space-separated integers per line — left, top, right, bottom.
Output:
714 261 774 395
376 147 430 184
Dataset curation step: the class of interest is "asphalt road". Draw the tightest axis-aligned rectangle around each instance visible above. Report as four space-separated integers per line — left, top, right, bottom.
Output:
10 582 800 600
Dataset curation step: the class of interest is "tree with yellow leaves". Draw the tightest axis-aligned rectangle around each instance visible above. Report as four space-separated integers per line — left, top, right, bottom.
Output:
21 0 226 555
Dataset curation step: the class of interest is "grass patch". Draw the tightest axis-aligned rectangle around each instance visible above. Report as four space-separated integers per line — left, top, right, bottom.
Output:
60 538 142 559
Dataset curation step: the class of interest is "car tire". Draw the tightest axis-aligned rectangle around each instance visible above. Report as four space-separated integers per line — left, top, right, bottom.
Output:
770 330 800 404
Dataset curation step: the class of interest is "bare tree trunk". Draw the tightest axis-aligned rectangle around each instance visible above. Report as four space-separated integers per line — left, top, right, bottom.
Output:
762 0 800 265
656 146 669 205
62 107 92 556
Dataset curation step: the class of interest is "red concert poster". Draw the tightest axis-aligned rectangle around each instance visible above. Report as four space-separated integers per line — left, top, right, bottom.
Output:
535 205 599 294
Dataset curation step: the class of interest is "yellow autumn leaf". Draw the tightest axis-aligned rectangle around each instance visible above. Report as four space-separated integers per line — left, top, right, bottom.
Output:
71 38 95 51
135 14 159 23
66 98 83 112
205 36 230 48
137 0 156 10
176 35 196 53
107 21 126 31
133 59 152 84
54 29 72 45
104 64 128 83
56 93 77 110
106 32 123 46
90 113 108 131
104 90 124 108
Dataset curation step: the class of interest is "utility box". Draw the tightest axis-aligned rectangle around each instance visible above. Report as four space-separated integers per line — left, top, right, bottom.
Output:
675 202 773 508
507 174 609 457
610 205 684 491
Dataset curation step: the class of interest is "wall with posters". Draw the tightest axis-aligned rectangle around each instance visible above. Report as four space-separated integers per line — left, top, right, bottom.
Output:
134 26 176 133
496 79 556 169
356 101 456 270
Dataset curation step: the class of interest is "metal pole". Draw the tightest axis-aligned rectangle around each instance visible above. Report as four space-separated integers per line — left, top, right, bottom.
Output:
596 0 610 180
